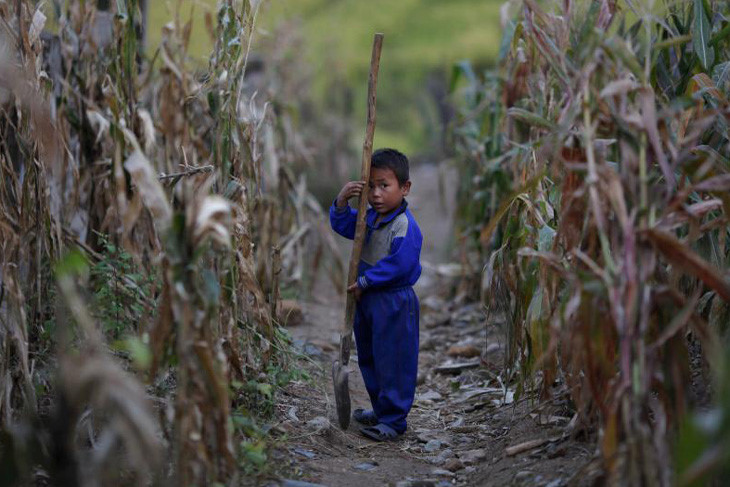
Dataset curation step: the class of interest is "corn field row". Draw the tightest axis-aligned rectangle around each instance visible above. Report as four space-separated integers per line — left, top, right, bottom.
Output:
0 0 341 485
452 0 730 484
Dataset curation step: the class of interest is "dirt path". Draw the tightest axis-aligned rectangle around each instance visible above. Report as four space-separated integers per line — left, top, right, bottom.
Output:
269 163 593 486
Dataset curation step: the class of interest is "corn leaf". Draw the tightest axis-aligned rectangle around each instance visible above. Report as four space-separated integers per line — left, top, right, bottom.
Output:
499 20 518 62
480 171 547 245
691 73 726 102
712 61 730 92
693 0 715 70
695 174 730 192
507 108 556 130
450 60 477 92
644 228 730 302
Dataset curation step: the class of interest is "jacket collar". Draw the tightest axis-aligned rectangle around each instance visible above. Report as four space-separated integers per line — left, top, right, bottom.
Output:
367 199 408 229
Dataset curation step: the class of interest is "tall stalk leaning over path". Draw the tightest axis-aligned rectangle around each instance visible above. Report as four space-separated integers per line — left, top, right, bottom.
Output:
135 1 272 484
452 0 730 483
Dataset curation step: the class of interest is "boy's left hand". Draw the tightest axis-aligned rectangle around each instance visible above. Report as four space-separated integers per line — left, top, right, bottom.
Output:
347 283 362 301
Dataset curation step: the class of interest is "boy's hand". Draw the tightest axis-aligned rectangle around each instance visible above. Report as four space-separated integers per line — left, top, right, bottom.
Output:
336 181 366 208
347 282 363 301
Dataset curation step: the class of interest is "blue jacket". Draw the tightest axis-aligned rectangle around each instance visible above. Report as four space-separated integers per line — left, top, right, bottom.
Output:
330 199 422 290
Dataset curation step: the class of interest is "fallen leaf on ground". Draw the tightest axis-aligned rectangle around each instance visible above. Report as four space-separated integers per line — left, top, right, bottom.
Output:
293 448 316 459
418 390 443 402
505 436 562 456
444 458 464 472
434 360 481 375
447 344 481 358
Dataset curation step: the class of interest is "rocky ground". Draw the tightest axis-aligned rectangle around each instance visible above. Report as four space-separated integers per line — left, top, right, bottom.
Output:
265 292 595 487
264 163 597 487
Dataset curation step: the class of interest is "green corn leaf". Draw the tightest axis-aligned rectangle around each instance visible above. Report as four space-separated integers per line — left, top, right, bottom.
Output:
712 61 730 92
538 225 556 252
702 0 712 20
498 20 518 62
709 22 730 47
670 10 688 36
693 0 715 70
531 23 572 86
654 34 692 51
574 0 601 49
654 51 673 96
507 108 556 131
603 38 643 79
627 19 643 44
480 171 547 245
450 60 477 93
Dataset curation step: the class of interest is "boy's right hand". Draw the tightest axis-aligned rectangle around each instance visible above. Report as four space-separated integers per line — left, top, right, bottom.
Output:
347 282 363 301
335 181 366 208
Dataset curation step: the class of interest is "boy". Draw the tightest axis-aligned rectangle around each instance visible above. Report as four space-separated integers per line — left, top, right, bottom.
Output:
329 148 422 441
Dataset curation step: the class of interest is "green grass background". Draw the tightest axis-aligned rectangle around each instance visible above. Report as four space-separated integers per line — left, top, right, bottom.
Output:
147 0 504 156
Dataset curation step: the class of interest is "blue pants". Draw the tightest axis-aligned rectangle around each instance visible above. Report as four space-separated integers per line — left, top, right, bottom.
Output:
353 286 419 434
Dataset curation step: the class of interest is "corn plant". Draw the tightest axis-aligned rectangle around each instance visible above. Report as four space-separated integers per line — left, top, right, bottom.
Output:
453 0 730 483
0 0 327 484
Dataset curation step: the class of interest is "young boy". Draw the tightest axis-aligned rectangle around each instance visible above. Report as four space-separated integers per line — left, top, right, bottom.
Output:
329 148 422 441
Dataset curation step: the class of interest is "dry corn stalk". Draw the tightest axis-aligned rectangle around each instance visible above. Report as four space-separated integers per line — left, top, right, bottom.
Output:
453 0 730 483
0 0 332 484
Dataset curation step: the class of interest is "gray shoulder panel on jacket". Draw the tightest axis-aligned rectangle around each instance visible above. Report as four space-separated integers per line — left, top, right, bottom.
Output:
391 213 409 239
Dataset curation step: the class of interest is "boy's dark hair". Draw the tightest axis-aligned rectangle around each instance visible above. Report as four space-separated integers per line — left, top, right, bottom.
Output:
371 148 409 185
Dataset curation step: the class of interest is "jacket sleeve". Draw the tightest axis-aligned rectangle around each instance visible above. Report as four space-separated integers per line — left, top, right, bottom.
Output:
329 200 358 240
358 218 421 290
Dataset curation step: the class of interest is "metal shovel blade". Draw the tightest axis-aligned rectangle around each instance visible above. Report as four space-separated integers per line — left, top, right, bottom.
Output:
332 360 351 430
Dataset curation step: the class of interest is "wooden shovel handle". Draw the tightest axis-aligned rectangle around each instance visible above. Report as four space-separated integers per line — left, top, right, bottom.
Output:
340 33 384 366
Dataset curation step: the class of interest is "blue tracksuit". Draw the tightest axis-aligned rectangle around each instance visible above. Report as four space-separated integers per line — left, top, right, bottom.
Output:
330 199 422 434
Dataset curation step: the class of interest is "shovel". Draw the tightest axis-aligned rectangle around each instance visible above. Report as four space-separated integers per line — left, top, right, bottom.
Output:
332 32 384 430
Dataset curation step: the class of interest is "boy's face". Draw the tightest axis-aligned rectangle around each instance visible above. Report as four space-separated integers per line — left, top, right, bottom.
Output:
368 167 411 214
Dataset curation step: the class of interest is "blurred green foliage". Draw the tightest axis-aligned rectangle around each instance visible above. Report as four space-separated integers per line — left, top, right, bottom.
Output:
146 0 503 156
259 0 503 155
91 233 157 339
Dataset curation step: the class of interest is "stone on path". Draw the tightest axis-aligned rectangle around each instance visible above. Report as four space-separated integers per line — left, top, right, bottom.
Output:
394 481 452 487
278 480 326 487
306 416 330 434
430 468 456 477
443 458 465 472
424 439 443 452
459 448 487 465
